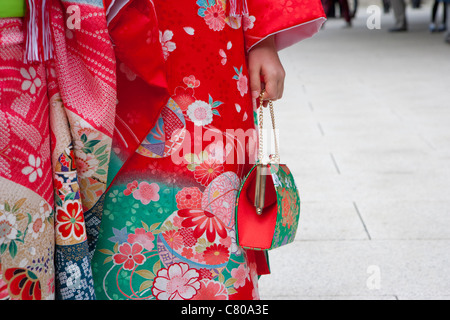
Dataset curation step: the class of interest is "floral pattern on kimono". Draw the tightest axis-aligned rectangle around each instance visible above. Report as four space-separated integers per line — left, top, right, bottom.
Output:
0 0 116 300
91 0 325 300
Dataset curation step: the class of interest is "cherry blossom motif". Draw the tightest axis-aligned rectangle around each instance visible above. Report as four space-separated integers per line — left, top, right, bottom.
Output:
159 30 176 60
27 211 46 239
73 119 101 142
280 0 295 14
123 181 139 196
20 67 42 94
113 242 146 271
233 66 248 97
191 279 228 300
172 87 196 111
127 228 155 251
183 75 200 88
237 74 248 97
183 27 195 35
242 15 256 31
152 262 200 300
219 49 227 65
204 4 226 31
132 182 160 205
230 264 250 288
181 247 194 259
0 211 18 246
74 152 99 178
21 154 43 183
39 200 52 218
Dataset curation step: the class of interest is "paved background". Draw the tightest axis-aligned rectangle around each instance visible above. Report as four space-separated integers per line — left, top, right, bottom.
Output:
258 1 450 300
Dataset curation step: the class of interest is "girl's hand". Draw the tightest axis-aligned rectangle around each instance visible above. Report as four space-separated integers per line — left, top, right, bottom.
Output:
248 35 285 107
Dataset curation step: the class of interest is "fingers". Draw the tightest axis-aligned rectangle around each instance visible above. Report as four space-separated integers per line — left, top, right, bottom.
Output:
249 62 263 108
247 39 286 107
261 78 278 101
260 65 285 104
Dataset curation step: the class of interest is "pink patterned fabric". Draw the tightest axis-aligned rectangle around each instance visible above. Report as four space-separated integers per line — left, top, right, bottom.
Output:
0 0 116 300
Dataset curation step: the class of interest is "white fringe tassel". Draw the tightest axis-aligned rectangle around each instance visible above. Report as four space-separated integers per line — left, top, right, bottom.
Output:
229 0 249 17
25 0 53 63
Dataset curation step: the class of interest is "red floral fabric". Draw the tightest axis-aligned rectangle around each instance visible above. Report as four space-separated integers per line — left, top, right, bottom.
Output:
0 0 116 300
90 0 325 300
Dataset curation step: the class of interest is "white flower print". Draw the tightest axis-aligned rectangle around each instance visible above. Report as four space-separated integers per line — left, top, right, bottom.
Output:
219 49 227 65
72 120 102 150
20 67 42 94
186 100 213 126
233 66 248 97
242 15 256 31
75 152 99 178
22 154 43 183
39 200 52 218
151 262 200 300
159 30 176 61
230 264 250 289
183 27 195 35
27 211 46 239
0 211 18 246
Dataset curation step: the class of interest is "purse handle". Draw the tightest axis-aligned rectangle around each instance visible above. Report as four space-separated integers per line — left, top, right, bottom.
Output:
258 91 280 164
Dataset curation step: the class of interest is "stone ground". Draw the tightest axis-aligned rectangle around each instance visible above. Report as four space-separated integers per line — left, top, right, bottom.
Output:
258 1 450 300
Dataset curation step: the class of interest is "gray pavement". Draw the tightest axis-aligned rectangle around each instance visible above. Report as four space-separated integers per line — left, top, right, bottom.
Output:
258 2 450 300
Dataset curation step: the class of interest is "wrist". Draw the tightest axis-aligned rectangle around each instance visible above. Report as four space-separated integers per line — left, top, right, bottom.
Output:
253 35 276 50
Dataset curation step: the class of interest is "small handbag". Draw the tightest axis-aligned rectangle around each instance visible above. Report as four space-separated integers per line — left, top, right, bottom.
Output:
235 95 301 250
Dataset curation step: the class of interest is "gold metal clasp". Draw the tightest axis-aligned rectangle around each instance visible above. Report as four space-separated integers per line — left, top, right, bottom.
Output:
254 164 268 215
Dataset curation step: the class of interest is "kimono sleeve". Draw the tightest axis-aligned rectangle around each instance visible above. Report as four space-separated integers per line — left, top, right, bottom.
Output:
244 0 326 52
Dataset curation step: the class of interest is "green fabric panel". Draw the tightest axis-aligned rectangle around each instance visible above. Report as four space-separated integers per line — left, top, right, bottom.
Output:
0 0 26 18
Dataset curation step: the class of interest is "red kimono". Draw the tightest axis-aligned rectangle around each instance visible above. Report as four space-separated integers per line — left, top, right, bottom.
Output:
91 0 325 300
